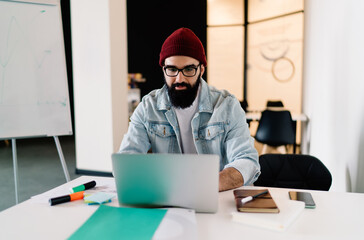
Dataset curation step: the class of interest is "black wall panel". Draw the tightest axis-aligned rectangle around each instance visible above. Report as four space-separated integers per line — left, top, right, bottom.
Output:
127 0 207 97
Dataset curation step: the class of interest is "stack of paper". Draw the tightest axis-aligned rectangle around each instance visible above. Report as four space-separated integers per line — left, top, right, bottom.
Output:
231 199 305 232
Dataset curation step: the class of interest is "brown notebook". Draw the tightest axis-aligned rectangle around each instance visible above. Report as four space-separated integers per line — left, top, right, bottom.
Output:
233 189 280 213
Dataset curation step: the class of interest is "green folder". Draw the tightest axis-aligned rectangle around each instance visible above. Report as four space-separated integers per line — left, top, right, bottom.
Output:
68 205 167 240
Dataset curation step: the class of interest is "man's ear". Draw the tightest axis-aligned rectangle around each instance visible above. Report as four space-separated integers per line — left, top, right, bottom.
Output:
200 65 205 76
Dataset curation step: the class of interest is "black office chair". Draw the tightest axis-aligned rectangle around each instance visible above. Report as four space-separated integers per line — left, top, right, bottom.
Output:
266 100 284 107
255 110 295 154
255 154 332 191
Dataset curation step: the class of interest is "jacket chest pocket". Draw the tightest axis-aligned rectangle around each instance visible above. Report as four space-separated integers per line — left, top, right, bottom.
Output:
150 123 175 137
149 123 179 153
198 124 224 154
199 124 224 140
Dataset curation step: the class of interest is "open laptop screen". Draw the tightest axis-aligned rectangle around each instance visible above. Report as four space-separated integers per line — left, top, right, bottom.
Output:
112 153 219 213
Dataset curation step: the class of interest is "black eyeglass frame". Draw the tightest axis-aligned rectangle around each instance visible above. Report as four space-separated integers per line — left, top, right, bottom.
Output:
163 64 201 77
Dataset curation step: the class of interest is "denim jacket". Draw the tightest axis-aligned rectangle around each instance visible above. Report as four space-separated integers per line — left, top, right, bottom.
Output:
119 79 260 185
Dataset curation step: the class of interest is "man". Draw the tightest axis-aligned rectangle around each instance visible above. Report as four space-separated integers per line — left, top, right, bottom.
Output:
119 28 260 191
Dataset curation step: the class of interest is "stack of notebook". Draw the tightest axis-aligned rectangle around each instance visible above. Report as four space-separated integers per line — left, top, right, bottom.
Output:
232 189 305 232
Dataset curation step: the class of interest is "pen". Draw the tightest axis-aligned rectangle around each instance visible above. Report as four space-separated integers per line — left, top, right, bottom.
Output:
49 191 85 206
69 180 96 193
241 190 269 204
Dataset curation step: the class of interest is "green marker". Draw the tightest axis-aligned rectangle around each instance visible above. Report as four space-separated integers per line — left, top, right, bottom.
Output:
70 181 96 193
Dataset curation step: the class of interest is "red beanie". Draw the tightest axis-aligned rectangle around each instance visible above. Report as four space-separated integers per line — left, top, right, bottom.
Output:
159 28 207 67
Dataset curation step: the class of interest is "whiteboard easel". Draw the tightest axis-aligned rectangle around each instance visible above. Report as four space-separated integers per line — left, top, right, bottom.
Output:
10 137 70 204
0 0 73 204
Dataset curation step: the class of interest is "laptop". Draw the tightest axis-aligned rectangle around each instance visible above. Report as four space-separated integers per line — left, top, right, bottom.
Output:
111 153 219 213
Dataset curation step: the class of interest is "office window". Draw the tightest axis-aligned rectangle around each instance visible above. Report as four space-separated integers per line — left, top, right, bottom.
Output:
248 0 303 23
207 0 244 26
247 12 303 112
207 26 244 101
207 0 304 112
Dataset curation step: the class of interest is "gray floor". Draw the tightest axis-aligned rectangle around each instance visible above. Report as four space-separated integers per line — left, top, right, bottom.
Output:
0 136 82 212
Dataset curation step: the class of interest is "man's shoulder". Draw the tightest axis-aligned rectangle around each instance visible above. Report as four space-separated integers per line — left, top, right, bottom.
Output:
141 86 166 103
207 84 236 102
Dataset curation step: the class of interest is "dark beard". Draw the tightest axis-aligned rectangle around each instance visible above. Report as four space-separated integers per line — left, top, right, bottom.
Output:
166 75 201 109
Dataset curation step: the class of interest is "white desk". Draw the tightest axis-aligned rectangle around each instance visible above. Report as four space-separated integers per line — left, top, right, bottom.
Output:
1 176 363 240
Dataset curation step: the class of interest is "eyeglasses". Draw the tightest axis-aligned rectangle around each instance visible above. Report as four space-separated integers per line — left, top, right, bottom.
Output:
163 64 201 77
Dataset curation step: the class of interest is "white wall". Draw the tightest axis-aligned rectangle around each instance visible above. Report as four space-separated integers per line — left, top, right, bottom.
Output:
71 0 128 172
303 0 364 192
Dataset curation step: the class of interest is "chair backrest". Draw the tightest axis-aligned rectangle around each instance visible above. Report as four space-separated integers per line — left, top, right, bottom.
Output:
255 110 295 146
266 100 284 107
254 154 332 191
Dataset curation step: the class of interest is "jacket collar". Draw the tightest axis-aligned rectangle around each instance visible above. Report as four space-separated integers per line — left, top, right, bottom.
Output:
157 78 213 113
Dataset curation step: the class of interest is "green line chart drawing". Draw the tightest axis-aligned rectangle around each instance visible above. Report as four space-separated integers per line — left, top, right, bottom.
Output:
0 9 53 104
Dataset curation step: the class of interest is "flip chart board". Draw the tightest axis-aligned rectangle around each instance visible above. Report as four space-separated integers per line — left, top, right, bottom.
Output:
0 0 72 139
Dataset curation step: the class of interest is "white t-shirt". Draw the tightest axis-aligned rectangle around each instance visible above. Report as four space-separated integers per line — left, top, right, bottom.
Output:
173 86 201 154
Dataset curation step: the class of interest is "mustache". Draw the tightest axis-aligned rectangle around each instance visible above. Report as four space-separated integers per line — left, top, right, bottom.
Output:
171 82 191 89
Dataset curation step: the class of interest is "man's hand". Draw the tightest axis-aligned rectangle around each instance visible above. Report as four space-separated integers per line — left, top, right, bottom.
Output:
219 167 244 192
